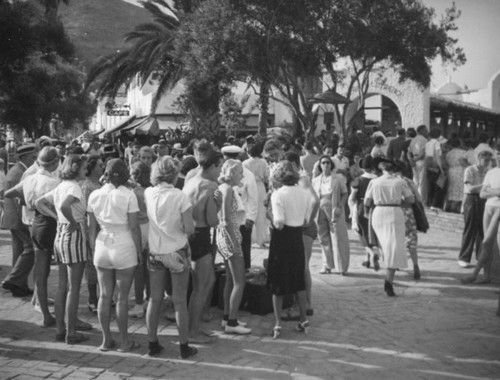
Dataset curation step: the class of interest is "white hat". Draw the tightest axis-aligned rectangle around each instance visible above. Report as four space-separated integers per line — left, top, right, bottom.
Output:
221 145 242 155
81 142 90 153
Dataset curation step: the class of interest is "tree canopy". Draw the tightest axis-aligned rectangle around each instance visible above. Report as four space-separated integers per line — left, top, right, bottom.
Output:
0 0 94 138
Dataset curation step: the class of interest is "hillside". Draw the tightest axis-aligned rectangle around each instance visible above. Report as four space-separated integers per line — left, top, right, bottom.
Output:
57 0 151 72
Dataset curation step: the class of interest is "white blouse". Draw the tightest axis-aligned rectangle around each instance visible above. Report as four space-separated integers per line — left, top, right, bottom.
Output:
271 185 311 227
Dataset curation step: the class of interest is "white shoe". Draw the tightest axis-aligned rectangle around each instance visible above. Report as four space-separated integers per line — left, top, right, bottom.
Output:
128 303 146 318
221 319 247 328
225 324 252 335
458 260 469 268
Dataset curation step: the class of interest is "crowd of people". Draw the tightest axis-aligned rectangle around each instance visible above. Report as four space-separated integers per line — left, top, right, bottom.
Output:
0 124 499 359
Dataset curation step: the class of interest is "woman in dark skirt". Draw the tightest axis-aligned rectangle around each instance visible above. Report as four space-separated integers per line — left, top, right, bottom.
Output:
267 161 312 339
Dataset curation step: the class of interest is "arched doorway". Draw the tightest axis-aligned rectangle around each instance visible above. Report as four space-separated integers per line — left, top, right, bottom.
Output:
346 93 402 136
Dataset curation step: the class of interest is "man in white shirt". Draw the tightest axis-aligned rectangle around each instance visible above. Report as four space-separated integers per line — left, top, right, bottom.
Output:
409 124 428 202
425 127 445 209
474 133 496 167
221 145 258 270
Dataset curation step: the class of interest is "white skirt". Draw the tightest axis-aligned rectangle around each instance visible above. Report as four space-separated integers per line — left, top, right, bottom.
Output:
372 207 407 269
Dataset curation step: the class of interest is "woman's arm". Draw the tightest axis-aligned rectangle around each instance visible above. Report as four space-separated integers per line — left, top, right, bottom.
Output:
127 212 142 262
480 185 500 199
181 207 195 235
60 195 80 233
88 212 98 253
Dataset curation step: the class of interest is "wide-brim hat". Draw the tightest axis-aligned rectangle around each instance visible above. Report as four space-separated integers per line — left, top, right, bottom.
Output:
17 143 37 157
221 145 242 155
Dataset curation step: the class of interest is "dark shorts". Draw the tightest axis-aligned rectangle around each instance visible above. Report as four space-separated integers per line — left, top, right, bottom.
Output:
31 212 57 252
188 227 213 261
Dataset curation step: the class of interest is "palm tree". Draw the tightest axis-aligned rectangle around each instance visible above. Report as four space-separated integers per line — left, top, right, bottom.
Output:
86 0 227 140
37 0 70 21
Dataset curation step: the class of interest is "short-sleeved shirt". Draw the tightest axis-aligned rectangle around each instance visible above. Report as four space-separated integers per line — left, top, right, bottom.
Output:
87 183 140 228
145 183 192 254
14 169 60 224
482 168 500 208
364 174 412 206
52 180 86 223
271 185 311 227
463 165 487 194
409 135 427 158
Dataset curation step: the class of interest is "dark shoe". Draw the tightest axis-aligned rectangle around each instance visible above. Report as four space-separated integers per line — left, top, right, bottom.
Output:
180 344 198 359
66 333 89 345
373 256 380 272
148 340 164 357
2 281 32 297
384 281 396 297
361 260 370 268
413 265 421 280
306 308 314 316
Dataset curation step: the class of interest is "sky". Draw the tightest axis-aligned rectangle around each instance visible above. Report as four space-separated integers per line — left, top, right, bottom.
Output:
121 0 500 91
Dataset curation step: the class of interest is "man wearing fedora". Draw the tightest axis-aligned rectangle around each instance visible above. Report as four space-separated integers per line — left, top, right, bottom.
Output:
1 143 38 297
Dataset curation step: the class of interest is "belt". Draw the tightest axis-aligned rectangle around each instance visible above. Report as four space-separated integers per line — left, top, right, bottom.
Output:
375 204 401 207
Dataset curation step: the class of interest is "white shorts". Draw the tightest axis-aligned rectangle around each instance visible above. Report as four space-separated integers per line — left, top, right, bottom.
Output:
94 229 138 270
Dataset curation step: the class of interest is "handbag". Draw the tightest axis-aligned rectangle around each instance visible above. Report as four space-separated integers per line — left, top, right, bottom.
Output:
412 200 429 233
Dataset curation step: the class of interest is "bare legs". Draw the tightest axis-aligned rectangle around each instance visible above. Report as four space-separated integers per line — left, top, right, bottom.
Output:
55 262 86 341
96 266 136 351
188 254 215 342
223 255 246 321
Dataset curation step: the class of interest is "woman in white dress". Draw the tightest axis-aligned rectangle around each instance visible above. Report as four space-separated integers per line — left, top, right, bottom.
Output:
312 155 350 275
364 159 415 296
243 143 270 246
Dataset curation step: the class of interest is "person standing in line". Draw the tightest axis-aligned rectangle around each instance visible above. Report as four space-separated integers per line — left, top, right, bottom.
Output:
243 142 270 247
81 156 105 314
4 147 60 326
87 159 142 352
386 128 407 161
457 150 492 268
221 145 258 271
216 159 252 335
312 155 349 275
144 156 197 358
183 149 223 343
364 159 415 296
128 161 151 319
1 143 38 298
267 161 312 339
409 125 428 202
444 136 468 213
36 154 91 344
425 128 446 210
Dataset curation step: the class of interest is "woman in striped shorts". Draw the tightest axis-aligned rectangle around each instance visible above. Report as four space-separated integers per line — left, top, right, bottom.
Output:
37 154 90 344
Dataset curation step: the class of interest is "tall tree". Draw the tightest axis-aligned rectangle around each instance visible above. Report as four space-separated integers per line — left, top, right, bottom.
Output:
0 0 94 138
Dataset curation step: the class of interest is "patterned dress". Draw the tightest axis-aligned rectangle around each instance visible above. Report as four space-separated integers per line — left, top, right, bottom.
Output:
216 184 242 260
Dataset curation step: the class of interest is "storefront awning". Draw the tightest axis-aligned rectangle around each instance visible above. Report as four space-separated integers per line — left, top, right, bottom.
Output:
122 116 160 136
98 115 138 138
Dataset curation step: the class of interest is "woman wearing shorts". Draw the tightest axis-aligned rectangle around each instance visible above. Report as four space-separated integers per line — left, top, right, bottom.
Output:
217 159 251 335
87 159 141 352
36 154 90 344
144 156 197 359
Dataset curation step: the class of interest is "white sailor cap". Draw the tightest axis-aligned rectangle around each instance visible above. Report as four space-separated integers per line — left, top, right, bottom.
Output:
221 145 242 155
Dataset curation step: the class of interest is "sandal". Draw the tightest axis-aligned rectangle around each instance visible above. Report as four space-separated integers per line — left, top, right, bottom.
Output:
98 340 116 352
117 341 140 353
66 333 89 345
75 319 93 331
272 326 282 340
295 320 310 334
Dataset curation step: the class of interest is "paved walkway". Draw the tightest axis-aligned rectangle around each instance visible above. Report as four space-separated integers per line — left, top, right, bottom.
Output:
1 220 499 380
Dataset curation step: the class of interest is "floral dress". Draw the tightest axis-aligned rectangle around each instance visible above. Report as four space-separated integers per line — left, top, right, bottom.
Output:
216 184 242 260
446 148 467 202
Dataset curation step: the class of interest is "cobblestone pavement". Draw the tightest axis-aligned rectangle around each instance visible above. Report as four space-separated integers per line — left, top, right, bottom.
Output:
1 221 499 380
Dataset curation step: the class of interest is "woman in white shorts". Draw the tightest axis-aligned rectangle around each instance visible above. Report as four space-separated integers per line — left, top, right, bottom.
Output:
87 159 142 352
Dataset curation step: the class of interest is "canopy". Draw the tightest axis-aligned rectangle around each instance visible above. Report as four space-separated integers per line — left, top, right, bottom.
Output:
122 116 160 136
308 90 351 105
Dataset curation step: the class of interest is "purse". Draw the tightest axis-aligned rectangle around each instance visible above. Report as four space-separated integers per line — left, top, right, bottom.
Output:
412 200 429 233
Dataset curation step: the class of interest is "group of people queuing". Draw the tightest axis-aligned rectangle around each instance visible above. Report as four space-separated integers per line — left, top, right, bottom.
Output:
1 124 499 361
